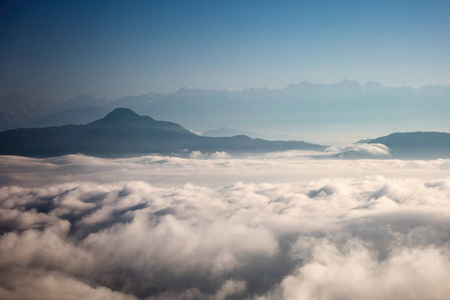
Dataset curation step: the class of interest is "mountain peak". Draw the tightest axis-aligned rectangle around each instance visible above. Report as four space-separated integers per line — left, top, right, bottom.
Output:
89 108 148 128
88 108 194 136
104 108 141 121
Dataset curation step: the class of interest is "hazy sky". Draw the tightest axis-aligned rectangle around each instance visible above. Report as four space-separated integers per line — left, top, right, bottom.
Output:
1 0 450 100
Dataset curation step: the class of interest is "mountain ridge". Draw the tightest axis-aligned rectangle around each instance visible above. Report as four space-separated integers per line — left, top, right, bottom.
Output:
0 108 325 157
88 108 194 135
367 131 450 159
2 80 450 134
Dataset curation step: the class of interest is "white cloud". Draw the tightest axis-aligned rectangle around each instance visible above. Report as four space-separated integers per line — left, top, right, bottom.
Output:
213 279 247 300
189 151 231 159
1 153 449 187
274 240 450 300
1 154 450 298
0 269 136 300
327 143 391 159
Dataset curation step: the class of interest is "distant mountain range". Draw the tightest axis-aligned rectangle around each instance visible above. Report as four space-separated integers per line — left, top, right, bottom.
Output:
0 108 325 157
0 94 57 130
1 108 449 159
1 80 450 143
202 127 296 141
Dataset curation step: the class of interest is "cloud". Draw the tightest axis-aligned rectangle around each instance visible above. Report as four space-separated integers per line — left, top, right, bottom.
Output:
328 143 391 159
0 269 136 300
272 241 450 300
214 279 247 300
189 151 231 159
1 154 450 298
1 153 449 188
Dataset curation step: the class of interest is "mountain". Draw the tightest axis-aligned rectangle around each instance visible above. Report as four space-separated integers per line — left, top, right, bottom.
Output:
24 106 110 128
2 81 450 145
368 132 450 159
203 127 254 138
94 81 450 145
88 108 194 135
0 108 325 157
0 94 58 131
0 111 20 131
57 94 108 110
202 127 296 141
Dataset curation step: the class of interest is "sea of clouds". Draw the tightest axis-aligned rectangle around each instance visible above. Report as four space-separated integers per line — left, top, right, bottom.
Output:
1 148 450 299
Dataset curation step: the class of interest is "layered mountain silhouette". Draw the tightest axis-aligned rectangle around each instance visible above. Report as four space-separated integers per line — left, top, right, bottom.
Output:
0 108 325 157
202 127 296 141
2 81 450 140
367 132 450 159
0 94 57 130
24 106 110 128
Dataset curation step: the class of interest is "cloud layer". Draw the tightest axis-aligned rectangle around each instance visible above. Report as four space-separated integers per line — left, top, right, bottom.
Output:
1 154 450 299
1 150 449 187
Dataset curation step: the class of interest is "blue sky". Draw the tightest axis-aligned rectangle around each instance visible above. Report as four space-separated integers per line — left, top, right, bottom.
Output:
1 0 449 100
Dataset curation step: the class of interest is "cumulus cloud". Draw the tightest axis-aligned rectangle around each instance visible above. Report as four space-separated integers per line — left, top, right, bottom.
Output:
1 154 450 299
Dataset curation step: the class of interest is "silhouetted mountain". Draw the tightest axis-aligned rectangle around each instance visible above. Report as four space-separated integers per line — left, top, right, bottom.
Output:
203 127 252 138
368 132 450 159
103 81 450 144
0 108 325 157
25 106 110 128
0 111 21 131
356 138 374 144
89 108 194 135
2 81 450 145
202 127 297 141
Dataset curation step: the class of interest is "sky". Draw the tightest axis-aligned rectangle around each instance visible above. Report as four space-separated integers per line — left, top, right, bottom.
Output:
1 0 450 100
